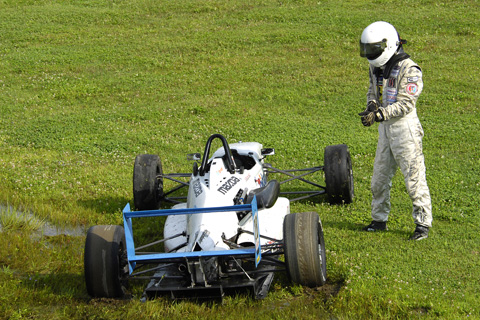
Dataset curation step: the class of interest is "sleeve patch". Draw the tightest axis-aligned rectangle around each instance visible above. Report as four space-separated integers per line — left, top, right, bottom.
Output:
406 83 419 95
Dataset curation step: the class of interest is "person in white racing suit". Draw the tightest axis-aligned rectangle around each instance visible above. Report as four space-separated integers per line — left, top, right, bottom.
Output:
358 21 432 240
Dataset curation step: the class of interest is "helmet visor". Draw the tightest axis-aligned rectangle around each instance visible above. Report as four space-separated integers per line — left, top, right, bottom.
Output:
359 39 387 60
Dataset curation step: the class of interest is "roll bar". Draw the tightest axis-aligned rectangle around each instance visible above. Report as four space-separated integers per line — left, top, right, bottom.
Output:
199 134 236 176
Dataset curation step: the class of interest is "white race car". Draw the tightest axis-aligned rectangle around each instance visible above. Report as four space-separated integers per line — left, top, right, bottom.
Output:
84 134 353 300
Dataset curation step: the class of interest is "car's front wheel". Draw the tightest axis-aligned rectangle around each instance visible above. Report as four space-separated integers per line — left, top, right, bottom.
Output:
133 154 163 210
324 144 354 204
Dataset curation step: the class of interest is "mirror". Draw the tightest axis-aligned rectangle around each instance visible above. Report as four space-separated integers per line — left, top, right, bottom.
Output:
187 153 201 161
261 148 275 156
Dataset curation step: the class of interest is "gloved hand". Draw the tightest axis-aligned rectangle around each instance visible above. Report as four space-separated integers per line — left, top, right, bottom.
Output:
358 100 385 126
358 110 375 126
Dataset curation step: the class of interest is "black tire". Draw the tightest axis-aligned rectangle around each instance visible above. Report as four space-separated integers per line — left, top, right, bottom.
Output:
324 144 354 204
283 212 327 287
133 154 163 210
84 225 128 298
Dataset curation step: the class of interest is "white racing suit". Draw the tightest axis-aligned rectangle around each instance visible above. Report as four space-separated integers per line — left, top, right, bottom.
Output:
367 58 432 228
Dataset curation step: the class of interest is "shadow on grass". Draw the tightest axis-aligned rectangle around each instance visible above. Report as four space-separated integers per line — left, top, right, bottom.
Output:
77 196 131 214
326 220 363 232
326 220 412 238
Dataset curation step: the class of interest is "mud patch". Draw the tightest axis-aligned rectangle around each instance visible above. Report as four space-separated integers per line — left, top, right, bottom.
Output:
0 204 85 237
304 280 343 303
321 282 342 298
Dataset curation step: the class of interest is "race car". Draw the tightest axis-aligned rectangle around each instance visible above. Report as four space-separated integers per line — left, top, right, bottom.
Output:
84 133 353 300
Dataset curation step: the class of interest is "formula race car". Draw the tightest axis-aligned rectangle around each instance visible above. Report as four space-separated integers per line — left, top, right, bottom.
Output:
84 133 353 300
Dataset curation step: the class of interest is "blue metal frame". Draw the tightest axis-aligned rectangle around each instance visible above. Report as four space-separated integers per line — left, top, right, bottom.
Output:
123 197 261 274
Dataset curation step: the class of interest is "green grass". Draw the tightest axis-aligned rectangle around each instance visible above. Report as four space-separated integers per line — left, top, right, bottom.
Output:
0 0 479 318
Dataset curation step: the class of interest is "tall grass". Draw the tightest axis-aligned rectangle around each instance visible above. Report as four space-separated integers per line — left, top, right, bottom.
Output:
0 205 45 232
0 0 479 318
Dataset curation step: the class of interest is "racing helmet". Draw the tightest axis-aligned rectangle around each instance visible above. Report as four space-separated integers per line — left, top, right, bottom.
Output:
360 21 400 67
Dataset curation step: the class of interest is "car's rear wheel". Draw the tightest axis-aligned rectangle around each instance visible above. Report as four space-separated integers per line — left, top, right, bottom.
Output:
283 212 327 287
84 225 129 298
324 144 354 204
133 154 163 210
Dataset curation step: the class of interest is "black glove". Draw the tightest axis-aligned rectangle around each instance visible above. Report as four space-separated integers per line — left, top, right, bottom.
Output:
358 101 385 126
358 109 375 126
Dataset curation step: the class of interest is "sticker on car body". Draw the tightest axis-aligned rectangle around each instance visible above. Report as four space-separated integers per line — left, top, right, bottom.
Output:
217 176 241 195
192 179 203 197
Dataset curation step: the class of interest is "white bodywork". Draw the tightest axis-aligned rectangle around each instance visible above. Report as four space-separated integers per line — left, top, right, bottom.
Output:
164 142 290 253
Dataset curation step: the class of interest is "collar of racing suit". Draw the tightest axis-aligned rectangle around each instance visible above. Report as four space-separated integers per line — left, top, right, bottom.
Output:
382 47 410 79
372 48 410 80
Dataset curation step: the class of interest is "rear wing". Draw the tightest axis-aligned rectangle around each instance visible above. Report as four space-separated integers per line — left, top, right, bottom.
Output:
123 196 262 274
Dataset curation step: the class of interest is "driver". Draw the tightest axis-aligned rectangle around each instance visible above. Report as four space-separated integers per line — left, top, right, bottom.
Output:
358 21 432 240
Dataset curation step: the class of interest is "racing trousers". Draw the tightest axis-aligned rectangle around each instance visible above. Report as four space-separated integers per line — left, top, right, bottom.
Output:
371 109 432 227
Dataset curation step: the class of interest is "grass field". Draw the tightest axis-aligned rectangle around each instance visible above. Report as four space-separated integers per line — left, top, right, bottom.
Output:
1 0 479 319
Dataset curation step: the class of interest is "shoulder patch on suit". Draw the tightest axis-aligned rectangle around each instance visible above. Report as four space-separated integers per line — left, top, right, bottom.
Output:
406 83 419 95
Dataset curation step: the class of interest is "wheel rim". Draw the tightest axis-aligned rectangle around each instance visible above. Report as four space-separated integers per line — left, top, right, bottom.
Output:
346 155 354 200
317 222 327 281
155 164 163 199
118 241 129 286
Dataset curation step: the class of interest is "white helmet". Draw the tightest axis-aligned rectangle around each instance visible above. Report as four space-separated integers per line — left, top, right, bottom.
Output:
360 21 401 67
